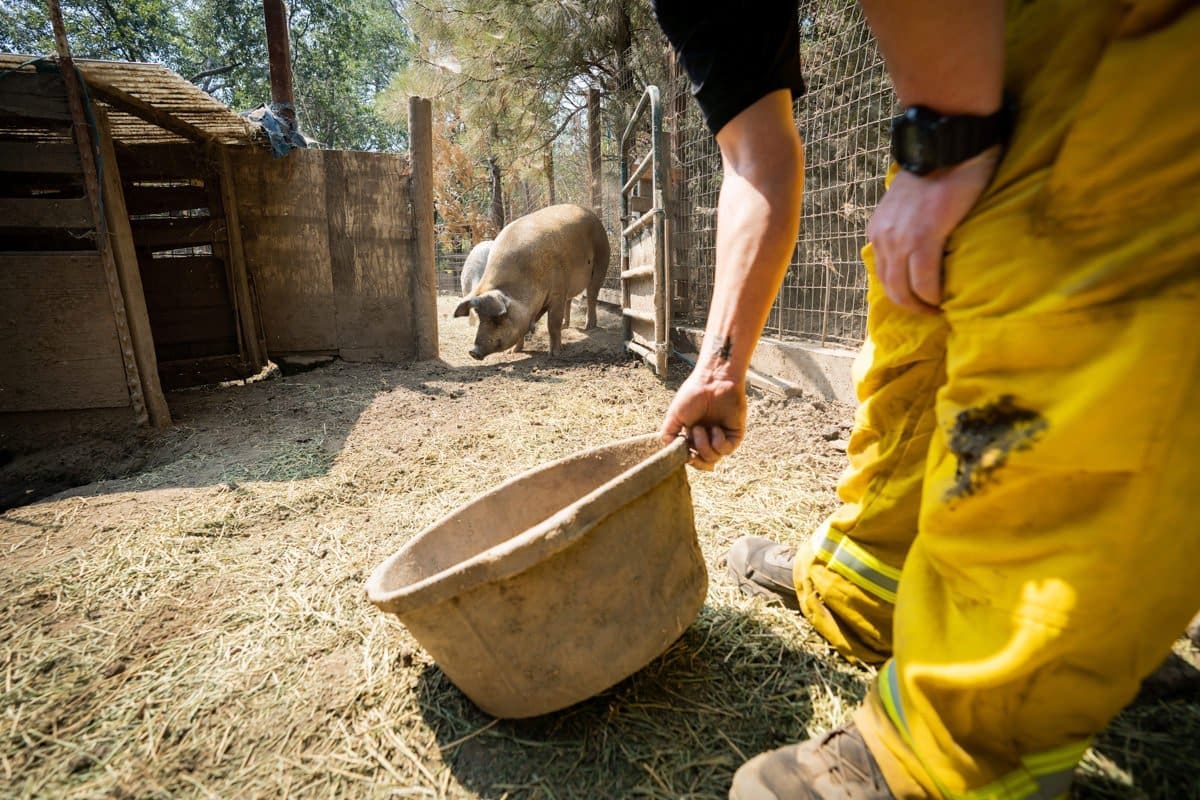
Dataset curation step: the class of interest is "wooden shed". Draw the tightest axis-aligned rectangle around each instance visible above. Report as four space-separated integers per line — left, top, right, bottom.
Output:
0 54 436 437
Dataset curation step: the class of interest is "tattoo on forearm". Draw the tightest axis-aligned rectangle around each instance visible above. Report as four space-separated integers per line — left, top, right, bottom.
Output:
716 337 733 362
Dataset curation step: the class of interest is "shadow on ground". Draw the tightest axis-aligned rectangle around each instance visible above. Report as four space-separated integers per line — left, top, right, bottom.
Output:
1075 652 1200 799
414 605 1200 800
0 308 634 511
414 602 869 799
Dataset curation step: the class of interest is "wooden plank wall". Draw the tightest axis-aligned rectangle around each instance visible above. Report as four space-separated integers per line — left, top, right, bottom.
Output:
0 70 132 415
326 150 416 361
0 253 129 411
232 147 426 361
231 148 338 355
0 74 94 255
0 139 93 253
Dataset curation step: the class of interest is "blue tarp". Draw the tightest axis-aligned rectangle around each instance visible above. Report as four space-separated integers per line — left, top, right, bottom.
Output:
241 102 308 158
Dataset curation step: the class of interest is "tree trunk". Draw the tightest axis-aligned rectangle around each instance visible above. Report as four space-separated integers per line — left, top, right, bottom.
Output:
612 2 634 146
614 1 633 94
588 88 602 212
544 150 555 205
489 155 504 233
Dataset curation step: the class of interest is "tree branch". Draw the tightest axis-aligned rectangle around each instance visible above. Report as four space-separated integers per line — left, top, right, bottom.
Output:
188 63 240 83
509 105 584 161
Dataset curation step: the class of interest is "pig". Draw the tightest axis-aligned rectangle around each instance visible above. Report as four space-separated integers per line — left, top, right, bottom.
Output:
459 239 493 299
459 238 540 338
459 239 493 326
453 204 609 359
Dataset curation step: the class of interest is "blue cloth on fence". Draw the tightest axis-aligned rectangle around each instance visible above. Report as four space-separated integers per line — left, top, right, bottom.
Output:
242 103 308 158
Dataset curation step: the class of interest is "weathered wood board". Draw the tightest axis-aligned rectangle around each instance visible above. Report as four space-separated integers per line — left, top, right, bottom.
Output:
0 252 129 412
112 143 207 181
122 184 209 216
0 142 82 174
326 150 417 361
128 215 227 249
0 197 92 229
0 72 70 122
230 147 338 355
231 146 425 361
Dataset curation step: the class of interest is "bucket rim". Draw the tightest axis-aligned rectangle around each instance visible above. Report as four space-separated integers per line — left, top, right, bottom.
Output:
364 433 689 615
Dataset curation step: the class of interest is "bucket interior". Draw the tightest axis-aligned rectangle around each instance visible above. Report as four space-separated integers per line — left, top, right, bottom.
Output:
374 435 665 597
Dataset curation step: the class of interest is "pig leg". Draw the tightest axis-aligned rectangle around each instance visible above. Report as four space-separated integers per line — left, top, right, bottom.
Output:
585 290 598 330
585 263 605 330
547 296 566 356
584 284 601 330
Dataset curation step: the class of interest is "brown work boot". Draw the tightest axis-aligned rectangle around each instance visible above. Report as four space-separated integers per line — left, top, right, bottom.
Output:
726 535 800 610
730 721 895 800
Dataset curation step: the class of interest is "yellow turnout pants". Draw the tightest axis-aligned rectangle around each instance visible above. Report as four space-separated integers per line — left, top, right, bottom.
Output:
794 1 1200 797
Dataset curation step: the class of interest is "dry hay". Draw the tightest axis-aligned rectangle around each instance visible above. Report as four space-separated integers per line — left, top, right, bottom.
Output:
2 296 1197 798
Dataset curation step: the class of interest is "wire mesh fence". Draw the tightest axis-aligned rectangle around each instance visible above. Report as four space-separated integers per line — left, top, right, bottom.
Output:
431 100 622 295
435 1 893 351
668 1 893 349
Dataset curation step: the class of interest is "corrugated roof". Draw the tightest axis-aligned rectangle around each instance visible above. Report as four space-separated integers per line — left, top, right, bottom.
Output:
0 54 259 146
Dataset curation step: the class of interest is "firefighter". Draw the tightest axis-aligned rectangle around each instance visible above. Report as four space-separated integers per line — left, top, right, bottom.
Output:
655 1 1200 797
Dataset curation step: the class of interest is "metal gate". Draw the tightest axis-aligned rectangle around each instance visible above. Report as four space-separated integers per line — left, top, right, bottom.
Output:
619 86 670 376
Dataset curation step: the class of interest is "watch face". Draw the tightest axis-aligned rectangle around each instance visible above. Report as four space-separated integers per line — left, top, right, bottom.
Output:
896 122 929 172
891 106 941 175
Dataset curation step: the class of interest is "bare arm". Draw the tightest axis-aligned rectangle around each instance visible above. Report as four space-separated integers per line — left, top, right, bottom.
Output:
859 0 1006 312
659 89 804 469
860 1 1004 113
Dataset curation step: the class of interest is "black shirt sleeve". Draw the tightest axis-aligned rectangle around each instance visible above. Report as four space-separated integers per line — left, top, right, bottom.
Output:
653 0 806 136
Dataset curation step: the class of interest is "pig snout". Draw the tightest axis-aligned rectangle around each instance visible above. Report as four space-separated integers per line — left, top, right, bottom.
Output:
468 331 504 360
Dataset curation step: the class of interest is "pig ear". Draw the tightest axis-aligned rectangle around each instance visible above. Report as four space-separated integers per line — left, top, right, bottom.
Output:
474 291 510 320
453 298 473 318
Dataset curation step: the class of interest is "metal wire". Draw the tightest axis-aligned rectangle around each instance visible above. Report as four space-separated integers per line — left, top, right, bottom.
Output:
669 1 892 348
435 2 890 349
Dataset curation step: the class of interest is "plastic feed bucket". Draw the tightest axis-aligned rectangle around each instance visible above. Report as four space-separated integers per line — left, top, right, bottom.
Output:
364 434 707 718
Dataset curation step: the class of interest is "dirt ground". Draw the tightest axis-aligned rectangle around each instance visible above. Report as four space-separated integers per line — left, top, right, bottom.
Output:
2 295 1198 798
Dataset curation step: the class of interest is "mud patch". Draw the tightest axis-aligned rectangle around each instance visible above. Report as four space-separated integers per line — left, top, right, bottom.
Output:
946 395 1046 499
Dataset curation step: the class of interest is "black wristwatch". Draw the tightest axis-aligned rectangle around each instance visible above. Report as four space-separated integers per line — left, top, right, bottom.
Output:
890 99 1015 176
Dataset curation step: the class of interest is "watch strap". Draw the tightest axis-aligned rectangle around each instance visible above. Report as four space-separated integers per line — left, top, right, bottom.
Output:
891 98 1016 175
935 103 1013 166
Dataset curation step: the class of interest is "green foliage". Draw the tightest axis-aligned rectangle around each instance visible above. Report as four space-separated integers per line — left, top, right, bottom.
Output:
383 0 660 173
0 0 195 64
0 0 410 151
379 1 661 233
183 0 409 149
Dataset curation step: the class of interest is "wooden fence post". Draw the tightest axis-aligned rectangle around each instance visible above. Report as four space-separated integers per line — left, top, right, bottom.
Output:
214 144 267 370
49 0 150 426
94 106 171 427
409 95 438 361
262 0 297 127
